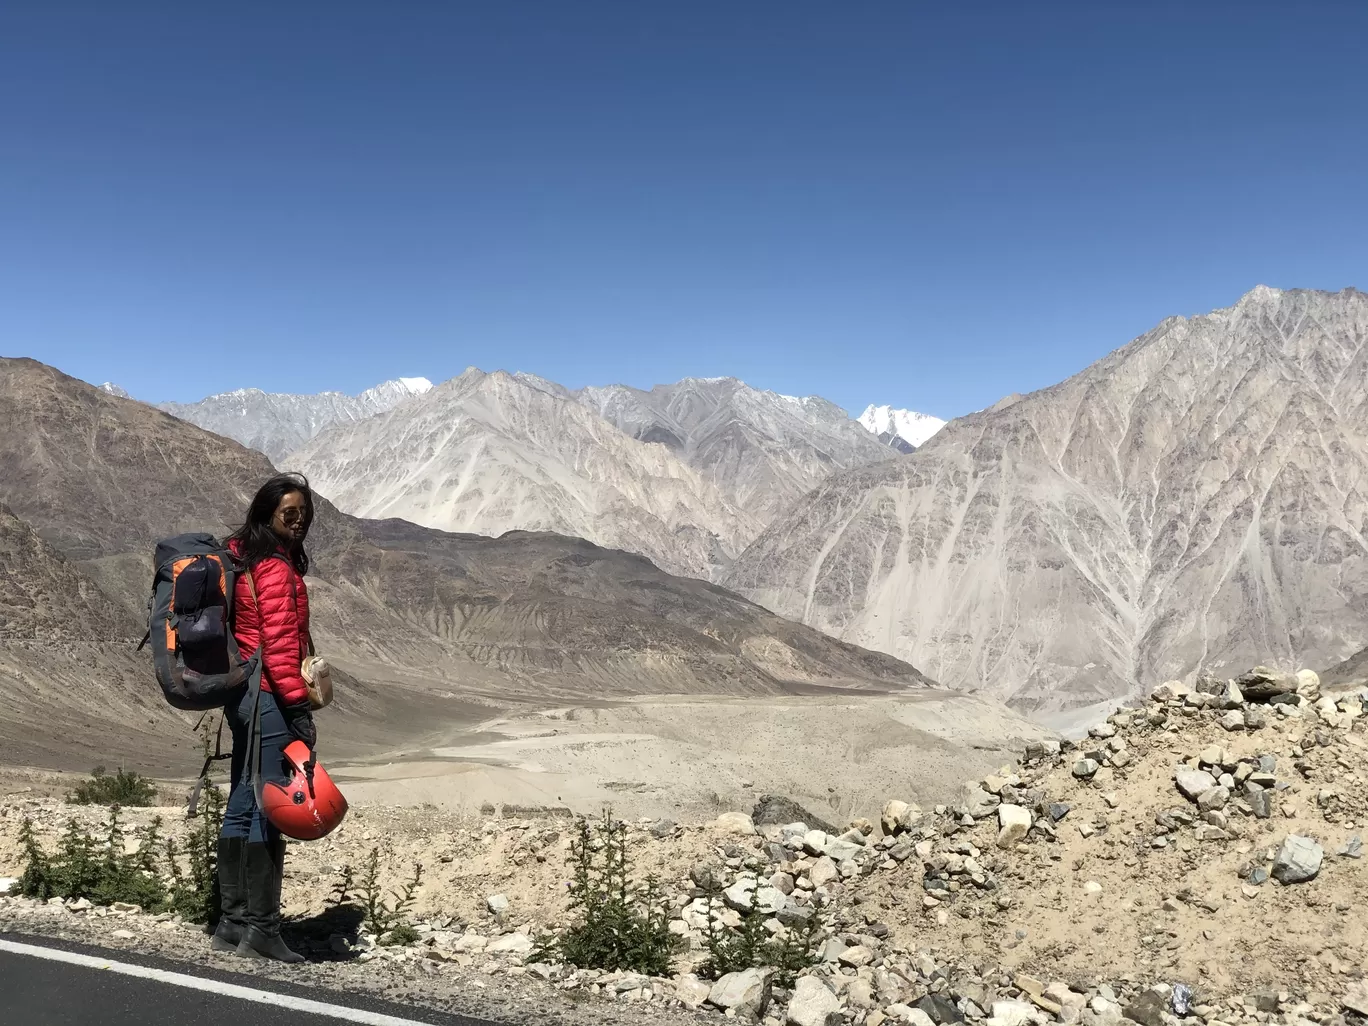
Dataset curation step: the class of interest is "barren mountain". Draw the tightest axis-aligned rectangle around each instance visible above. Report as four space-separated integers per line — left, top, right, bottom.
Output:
724 286 1368 715
164 372 896 578
574 376 897 524
0 357 941 772
159 376 433 464
290 369 762 579
0 505 140 641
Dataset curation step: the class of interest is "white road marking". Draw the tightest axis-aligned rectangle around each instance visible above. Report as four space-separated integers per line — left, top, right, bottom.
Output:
0 938 444 1026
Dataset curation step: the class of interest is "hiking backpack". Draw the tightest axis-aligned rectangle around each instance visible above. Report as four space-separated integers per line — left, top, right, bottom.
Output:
140 533 258 710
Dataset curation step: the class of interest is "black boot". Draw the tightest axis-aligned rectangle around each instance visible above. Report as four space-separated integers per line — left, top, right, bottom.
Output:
210 836 247 952
234 838 304 963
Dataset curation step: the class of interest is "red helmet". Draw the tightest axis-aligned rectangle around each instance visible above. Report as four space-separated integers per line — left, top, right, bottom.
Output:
257 740 348 840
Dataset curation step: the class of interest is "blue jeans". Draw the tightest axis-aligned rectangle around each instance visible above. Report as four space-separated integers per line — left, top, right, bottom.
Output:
221 685 290 843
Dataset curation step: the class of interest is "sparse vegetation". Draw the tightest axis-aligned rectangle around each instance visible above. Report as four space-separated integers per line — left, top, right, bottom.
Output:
531 809 676 976
163 719 228 924
698 861 824 984
68 766 159 807
17 721 227 923
16 807 167 910
333 847 425 944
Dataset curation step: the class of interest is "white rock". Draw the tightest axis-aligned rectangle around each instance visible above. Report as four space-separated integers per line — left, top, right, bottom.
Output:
1152 680 1190 702
838 944 874 968
723 876 788 914
486 894 509 914
715 812 757 836
1090 996 1123 1024
1072 759 1100 780
990 999 1038 1026
882 800 911 835
787 976 842 1026
963 786 1000 819
881 800 924 836
486 932 533 956
708 968 772 1018
808 856 840 888
1342 981 1368 1017
1218 679 1244 709
997 804 1032 848
1196 786 1230 812
1175 768 1217 800
846 979 876 1009
1315 696 1341 726
1219 710 1247 731
802 829 830 855
822 838 862 863
1272 835 1324 883
676 975 712 1010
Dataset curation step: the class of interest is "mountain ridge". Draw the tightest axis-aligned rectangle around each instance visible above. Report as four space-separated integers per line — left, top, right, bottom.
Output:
157 376 433 462
722 286 1368 714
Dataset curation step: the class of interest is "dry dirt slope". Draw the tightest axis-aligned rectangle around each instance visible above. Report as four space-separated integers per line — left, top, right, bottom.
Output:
0 357 948 776
724 286 1368 716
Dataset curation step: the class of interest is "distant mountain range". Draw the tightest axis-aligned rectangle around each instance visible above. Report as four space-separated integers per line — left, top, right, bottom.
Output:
144 371 923 579
156 377 433 463
83 287 1368 717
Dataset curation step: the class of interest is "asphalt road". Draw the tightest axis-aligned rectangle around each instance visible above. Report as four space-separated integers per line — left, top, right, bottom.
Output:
0 933 502 1026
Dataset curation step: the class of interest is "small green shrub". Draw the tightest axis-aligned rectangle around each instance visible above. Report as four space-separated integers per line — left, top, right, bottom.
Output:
699 862 824 985
18 720 227 923
531 809 675 976
16 807 167 911
165 777 226 923
333 847 424 944
69 767 159 807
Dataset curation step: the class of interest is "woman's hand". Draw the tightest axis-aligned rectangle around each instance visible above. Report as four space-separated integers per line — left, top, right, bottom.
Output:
284 704 317 749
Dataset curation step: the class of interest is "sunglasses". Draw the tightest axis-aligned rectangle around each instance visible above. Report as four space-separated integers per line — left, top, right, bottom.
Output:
276 509 308 525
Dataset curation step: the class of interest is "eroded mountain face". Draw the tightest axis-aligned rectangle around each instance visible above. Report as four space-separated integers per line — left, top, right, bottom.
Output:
0 358 935 769
724 287 1368 714
288 369 763 580
162 371 903 581
573 377 899 525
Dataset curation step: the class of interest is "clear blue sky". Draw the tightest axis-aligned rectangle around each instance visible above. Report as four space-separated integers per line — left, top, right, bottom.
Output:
2 3 1365 419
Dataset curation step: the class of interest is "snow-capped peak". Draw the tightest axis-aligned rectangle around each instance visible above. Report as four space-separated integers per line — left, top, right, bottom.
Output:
858 404 946 450
356 377 434 406
99 382 131 399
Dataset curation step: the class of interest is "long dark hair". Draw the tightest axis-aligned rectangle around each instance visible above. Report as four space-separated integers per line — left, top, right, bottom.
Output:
229 473 314 574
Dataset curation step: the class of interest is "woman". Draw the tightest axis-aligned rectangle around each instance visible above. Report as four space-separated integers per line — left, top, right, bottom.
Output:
212 473 318 963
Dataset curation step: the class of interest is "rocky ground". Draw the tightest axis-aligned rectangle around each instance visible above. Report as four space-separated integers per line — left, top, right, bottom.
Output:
5 666 1368 1026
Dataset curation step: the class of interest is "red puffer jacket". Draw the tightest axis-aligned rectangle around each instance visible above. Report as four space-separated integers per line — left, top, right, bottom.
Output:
229 540 311 707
